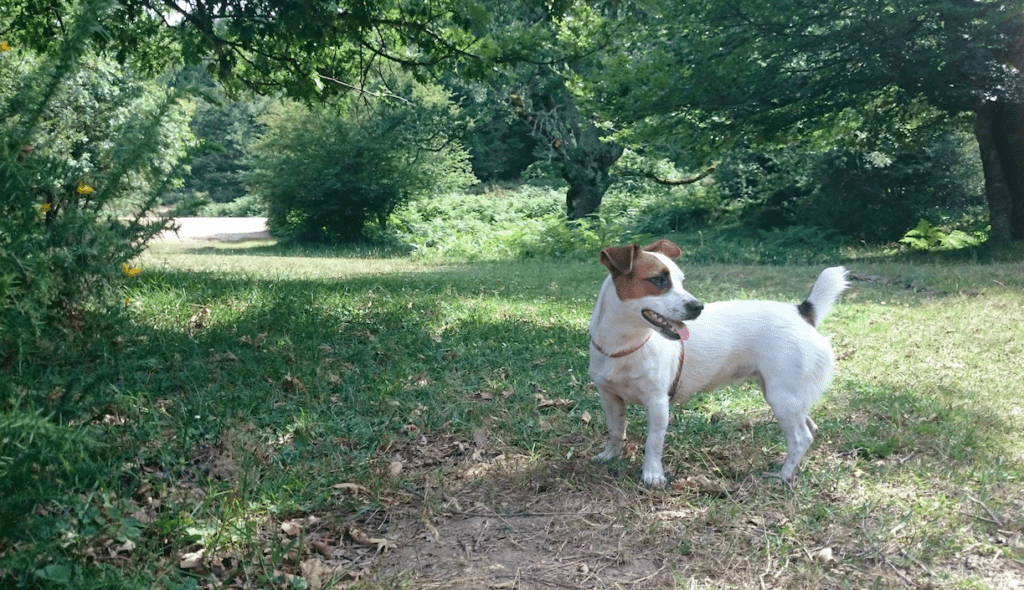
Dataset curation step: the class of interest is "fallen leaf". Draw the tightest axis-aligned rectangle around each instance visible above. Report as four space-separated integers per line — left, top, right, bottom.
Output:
300 557 332 589
341 566 370 582
186 306 210 335
179 550 205 570
388 460 403 478
318 344 334 353
327 372 340 386
310 540 333 558
239 333 267 347
473 429 489 448
580 410 592 425
347 526 396 553
813 546 836 564
281 373 306 392
280 521 302 536
534 393 572 408
332 482 367 496
673 474 735 495
654 509 694 521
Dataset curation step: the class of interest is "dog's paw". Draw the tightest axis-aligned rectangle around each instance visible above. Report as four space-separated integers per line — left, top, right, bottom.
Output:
641 470 668 487
761 471 795 489
592 450 619 464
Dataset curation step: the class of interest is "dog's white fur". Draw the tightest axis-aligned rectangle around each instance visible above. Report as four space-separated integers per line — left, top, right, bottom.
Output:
588 240 849 486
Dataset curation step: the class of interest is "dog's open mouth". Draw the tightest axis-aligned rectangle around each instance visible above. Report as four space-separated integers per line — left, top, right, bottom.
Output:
642 309 690 341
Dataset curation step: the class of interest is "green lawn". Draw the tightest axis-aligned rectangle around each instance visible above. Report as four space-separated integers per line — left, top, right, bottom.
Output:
5 239 1023 589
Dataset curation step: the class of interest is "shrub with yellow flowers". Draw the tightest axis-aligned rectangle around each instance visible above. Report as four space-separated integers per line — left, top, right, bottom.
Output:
0 0 196 545
1 3 192 376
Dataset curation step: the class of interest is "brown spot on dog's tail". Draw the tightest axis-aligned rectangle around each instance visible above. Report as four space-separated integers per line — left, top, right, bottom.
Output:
797 300 816 326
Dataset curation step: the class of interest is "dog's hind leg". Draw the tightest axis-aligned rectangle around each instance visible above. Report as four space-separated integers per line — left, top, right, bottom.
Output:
763 389 816 481
806 416 819 438
593 390 627 463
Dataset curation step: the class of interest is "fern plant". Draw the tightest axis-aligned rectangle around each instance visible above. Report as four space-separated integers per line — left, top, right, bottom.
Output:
899 219 986 252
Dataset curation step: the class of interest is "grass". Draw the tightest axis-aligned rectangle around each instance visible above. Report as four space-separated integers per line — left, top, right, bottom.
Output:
2 236 1023 589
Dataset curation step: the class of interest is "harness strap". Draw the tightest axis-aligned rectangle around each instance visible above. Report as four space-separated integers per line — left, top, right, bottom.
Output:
668 346 686 400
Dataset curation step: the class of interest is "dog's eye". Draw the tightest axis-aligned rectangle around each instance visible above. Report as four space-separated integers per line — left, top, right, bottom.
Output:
647 274 670 289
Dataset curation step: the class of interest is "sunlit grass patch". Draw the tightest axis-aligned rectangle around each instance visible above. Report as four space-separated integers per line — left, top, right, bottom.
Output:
7 240 1023 589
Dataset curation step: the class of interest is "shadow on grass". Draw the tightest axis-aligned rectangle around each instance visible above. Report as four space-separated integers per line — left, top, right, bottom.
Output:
6 261 1023 589
112 265 1022 489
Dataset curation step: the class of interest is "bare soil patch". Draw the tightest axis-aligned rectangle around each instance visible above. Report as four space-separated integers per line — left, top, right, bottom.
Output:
259 429 1023 589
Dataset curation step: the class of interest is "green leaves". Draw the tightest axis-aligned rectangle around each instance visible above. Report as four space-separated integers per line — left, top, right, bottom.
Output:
590 0 1019 162
247 75 475 244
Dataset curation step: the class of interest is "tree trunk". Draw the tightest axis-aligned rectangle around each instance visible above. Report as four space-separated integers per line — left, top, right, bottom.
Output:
512 86 624 220
974 101 1024 241
562 141 624 220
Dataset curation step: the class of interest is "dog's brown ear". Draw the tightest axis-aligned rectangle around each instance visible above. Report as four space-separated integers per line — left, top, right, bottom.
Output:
599 244 639 275
643 239 681 260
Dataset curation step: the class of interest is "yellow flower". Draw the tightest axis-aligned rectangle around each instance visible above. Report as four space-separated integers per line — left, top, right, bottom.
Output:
40 203 52 213
121 263 141 277
76 181 94 195
0 41 11 52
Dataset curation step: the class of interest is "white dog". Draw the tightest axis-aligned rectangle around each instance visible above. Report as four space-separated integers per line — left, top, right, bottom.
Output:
588 239 849 485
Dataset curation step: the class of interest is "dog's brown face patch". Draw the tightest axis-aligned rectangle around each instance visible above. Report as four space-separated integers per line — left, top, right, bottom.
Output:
610 252 674 301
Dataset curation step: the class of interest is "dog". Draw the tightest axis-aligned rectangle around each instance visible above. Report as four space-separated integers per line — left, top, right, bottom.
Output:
588 239 849 485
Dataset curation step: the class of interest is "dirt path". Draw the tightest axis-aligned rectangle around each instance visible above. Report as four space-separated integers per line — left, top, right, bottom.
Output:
156 217 270 242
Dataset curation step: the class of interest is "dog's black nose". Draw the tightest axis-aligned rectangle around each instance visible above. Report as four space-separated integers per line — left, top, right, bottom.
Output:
686 300 704 317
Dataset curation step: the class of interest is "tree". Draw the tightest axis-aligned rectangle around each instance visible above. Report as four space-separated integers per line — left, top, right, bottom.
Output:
510 78 624 219
6 0 632 219
475 2 627 219
592 0 1024 240
3 0 563 98
170 66 271 206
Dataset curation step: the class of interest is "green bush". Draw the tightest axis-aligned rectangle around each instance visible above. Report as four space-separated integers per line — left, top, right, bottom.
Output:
0 410 105 537
247 79 476 245
715 136 985 244
1 23 192 364
394 185 564 260
197 192 266 217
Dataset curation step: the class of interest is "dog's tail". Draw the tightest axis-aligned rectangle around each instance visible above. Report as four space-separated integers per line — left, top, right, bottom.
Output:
797 266 850 327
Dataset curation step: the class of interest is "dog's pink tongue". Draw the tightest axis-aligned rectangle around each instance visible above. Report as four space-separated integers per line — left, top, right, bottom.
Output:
676 324 690 341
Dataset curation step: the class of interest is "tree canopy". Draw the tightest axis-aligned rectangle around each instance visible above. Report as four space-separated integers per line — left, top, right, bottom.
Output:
587 0 1024 238
5 0 1023 238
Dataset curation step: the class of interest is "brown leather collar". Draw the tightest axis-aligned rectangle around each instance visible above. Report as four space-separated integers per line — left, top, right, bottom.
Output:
590 333 652 358
592 335 686 399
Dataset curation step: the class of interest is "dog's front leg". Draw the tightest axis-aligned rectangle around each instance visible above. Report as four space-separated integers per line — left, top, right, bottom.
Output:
641 396 670 486
593 389 626 463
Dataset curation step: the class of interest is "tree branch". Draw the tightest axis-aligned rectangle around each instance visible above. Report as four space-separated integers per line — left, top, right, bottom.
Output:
644 164 716 185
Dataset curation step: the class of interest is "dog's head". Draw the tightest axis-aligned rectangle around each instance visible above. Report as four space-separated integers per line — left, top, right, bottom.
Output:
599 239 704 341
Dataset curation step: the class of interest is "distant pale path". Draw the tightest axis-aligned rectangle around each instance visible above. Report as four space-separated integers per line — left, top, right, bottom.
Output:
155 217 271 242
